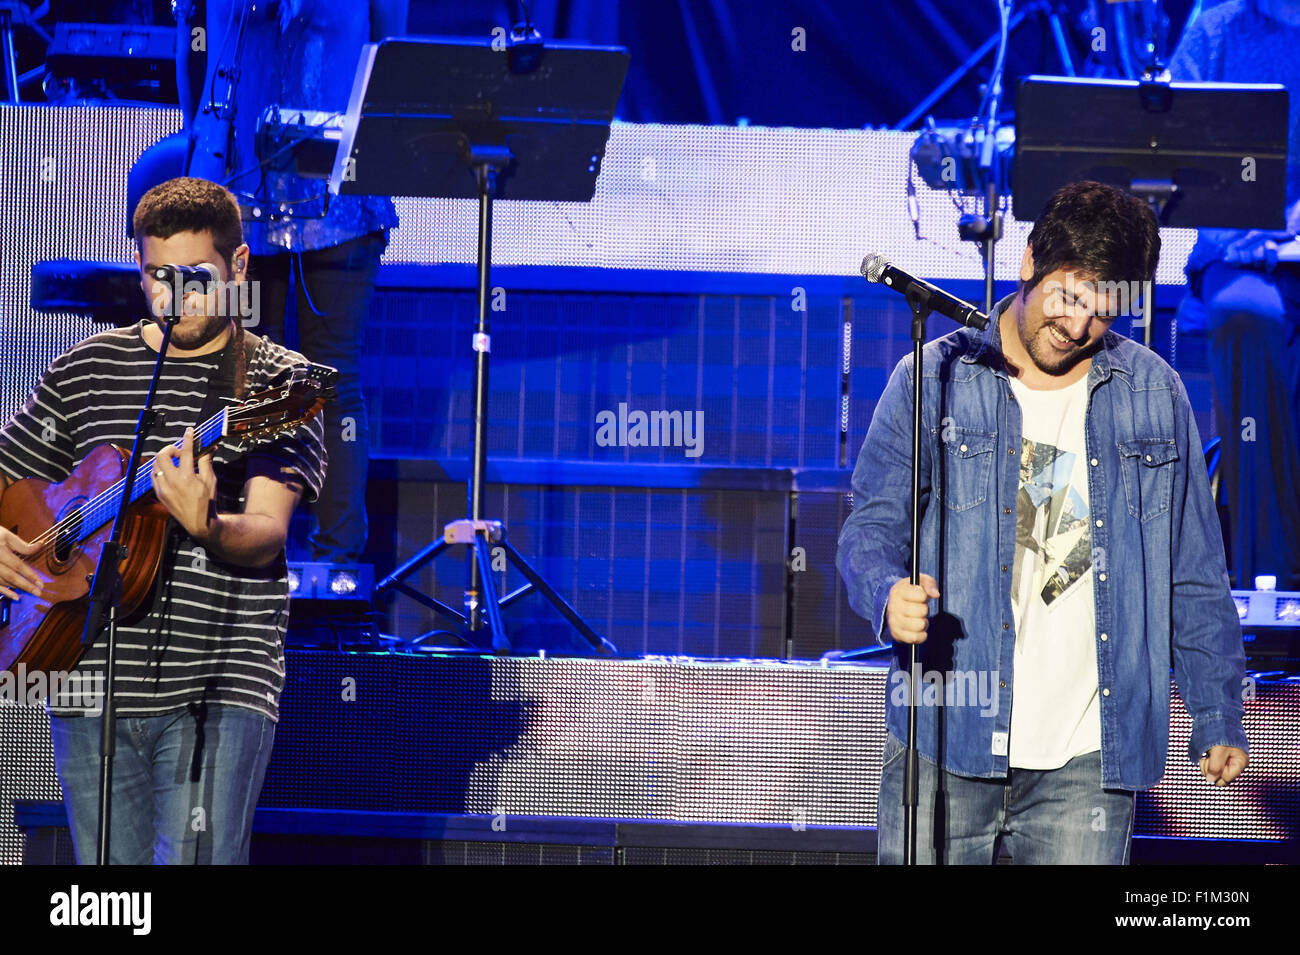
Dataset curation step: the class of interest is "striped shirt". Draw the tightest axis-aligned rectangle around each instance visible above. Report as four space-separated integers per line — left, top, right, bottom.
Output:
0 322 327 721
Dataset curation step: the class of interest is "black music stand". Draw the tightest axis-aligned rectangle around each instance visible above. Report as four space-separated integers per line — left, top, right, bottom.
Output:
331 36 627 655
1014 75 1290 346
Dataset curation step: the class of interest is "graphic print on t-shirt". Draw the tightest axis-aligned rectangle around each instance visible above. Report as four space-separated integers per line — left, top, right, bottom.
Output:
1012 436 1092 617
1007 373 1099 768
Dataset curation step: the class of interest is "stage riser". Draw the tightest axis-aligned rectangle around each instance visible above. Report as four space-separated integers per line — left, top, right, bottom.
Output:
3 651 1297 865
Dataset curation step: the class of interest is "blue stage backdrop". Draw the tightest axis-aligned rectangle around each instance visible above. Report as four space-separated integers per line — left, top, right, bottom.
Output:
0 105 1213 656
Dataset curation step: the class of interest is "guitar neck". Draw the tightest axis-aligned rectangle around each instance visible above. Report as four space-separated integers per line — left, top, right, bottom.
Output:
51 367 332 549
81 407 229 538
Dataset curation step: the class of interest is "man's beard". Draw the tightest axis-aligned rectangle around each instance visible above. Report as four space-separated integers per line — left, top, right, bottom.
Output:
166 312 231 350
1021 321 1097 375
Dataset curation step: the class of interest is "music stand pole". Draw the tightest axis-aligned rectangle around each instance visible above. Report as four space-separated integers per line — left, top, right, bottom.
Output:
465 150 509 644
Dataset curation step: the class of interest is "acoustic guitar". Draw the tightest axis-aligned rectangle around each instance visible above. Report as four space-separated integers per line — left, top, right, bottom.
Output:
0 364 335 677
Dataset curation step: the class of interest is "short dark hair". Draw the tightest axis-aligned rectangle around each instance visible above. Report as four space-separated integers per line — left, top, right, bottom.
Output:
132 177 243 268
1022 180 1160 298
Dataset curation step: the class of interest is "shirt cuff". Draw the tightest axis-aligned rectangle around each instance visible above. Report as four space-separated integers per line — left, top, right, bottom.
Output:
871 573 904 647
1187 716 1249 763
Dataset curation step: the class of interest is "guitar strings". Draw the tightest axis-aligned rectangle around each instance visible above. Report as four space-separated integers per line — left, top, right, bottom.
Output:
27 409 228 560
25 378 320 566
29 411 225 554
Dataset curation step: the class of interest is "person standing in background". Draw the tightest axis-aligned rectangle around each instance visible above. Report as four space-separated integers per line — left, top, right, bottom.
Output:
1169 0 1300 591
174 0 408 563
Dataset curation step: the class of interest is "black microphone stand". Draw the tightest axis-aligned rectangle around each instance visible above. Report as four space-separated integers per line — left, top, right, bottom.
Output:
901 283 934 867
86 277 182 865
900 0 1009 869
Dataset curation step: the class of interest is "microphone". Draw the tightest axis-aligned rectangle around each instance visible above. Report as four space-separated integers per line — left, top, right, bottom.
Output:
145 263 221 322
149 263 220 286
860 253 988 330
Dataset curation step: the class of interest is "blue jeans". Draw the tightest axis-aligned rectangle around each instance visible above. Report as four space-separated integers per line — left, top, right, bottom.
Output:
49 703 276 865
877 733 1135 865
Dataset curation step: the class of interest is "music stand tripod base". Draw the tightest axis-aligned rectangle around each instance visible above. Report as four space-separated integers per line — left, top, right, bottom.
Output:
375 519 618 658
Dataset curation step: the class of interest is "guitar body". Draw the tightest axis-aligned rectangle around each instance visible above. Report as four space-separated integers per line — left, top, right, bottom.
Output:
0 444 170 675
0 365 334 676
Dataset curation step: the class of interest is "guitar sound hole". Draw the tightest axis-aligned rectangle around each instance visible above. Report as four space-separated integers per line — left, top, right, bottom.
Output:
54 509 83 563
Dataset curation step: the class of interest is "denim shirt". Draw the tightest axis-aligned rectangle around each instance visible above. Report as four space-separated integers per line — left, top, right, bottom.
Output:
836 294 1249 790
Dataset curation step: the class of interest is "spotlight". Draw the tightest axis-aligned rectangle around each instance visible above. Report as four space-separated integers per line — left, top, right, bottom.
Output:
329 570 359 596
285 562 373 601
1277 599 1300 624
285 562 377 650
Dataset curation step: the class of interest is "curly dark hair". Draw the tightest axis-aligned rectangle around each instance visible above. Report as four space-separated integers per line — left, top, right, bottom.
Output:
131 177 243 268
1023 180 1161 299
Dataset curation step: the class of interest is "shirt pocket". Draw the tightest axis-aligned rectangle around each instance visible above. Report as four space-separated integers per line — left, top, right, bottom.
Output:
1117 437 1178 523
941 426 997 512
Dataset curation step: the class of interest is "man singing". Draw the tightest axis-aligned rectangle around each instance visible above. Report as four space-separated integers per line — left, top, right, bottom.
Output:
838 181 1249 865
0 177 326 863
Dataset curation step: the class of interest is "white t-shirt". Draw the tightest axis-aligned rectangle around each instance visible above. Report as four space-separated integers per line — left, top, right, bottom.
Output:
1007 373 1101 769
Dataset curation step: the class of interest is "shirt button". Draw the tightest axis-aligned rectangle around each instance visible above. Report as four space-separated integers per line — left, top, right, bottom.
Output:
1100 632 1108 641
1090 458 1098 467
1002 622 1010 630
1001 564 1009 572
999 681 1007 688
1145 454 1153 462
1103 688 1111 697
960 444 968 452
1008 448 1015 455
1095 519 1103 527
1003 507 1011 515
1099 573 1107 582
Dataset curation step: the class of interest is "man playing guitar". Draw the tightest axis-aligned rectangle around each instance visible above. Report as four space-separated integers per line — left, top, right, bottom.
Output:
0 177 326 864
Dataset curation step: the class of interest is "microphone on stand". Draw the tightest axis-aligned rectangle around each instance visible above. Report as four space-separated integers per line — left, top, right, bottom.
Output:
145 263 221 323
149 263 220 285
860 253 989 330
